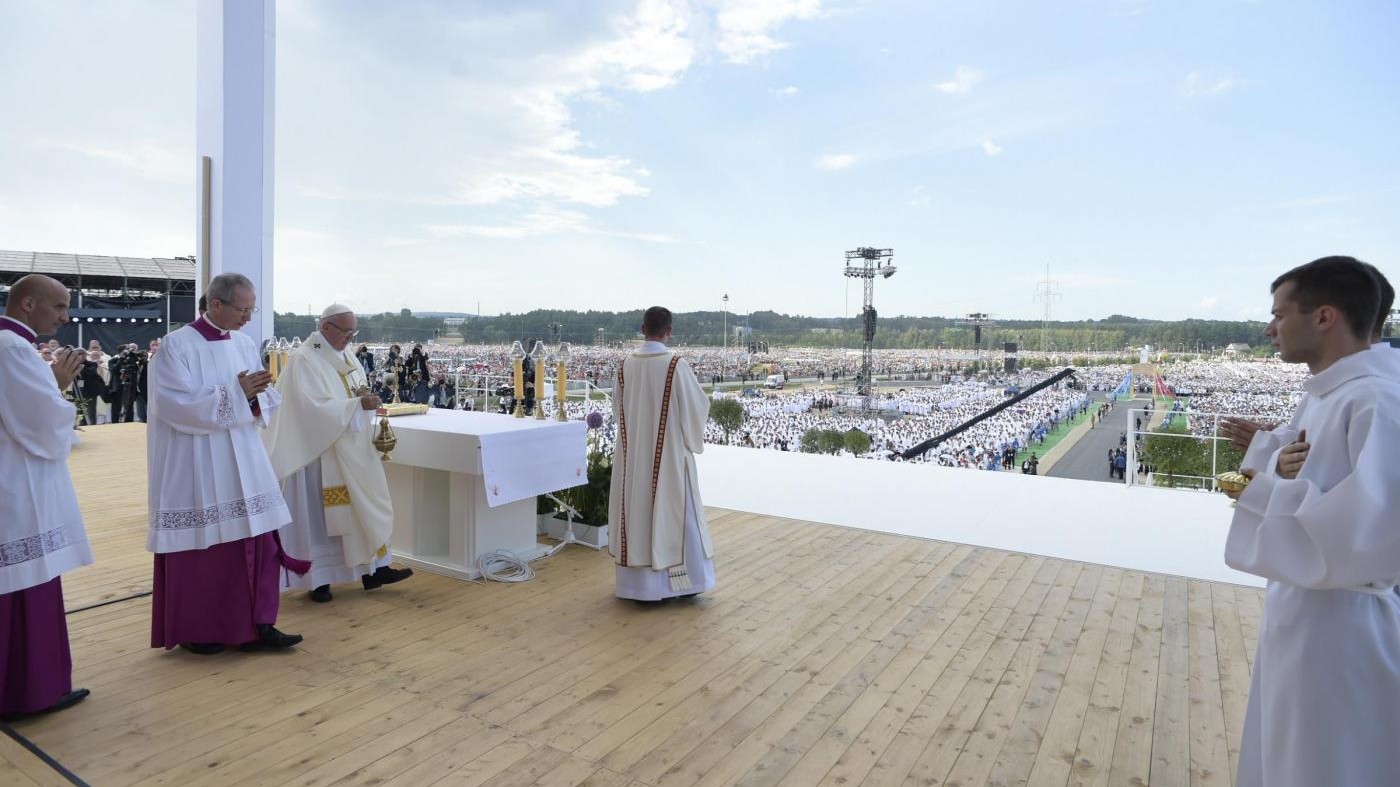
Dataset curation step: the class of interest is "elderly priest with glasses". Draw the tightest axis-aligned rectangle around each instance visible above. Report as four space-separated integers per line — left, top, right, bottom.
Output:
263 304 412 603
146 273 310 654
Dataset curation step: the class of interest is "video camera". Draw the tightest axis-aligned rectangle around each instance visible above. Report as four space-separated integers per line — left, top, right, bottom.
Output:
116 345 147 385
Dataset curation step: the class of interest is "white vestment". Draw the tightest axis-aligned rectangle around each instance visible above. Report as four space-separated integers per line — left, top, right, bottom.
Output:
0 321 92 594
608 341 715 600
146 320 290 553
1226 347 1400 787
263 332 394 589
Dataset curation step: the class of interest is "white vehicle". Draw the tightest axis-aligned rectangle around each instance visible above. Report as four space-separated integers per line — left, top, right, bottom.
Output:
764 373 785 389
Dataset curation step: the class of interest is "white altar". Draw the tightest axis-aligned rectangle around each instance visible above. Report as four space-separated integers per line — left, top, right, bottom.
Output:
383 409 588 580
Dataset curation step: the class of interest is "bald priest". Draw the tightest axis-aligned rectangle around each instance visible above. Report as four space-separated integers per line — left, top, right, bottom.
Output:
1 274 93 719
263 304 412 603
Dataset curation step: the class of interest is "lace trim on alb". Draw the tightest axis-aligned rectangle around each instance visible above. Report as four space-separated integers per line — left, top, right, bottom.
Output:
0 527 76 568
151 491 283 531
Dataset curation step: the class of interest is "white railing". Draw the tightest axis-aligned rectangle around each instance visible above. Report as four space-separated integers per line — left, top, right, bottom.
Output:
1124 405 1260 491
378 371 611 417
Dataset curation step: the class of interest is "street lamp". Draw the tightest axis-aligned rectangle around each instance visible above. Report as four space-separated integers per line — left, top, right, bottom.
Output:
722 294 729 351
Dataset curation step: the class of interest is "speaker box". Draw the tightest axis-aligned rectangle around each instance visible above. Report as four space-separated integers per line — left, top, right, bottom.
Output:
1004 342 1018 354
1004 358 1018 373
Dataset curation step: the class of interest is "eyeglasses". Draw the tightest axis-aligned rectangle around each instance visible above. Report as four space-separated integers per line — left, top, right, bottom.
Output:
212 299 259 317
325 321 359 339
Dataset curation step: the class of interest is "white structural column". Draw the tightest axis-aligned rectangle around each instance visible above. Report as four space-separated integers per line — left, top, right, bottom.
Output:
196 0 276 345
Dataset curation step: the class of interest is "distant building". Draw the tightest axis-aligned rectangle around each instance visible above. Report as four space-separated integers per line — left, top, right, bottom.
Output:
442 317 467 326
1224 342 1251 355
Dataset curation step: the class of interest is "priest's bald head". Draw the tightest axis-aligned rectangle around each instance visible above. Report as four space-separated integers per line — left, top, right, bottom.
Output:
319 304 359 351
5 274 71 337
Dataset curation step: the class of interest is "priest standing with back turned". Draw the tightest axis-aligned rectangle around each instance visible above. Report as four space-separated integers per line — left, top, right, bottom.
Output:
0 274 93 719
608 306 716 601
146 273 309 654
263 304 412 603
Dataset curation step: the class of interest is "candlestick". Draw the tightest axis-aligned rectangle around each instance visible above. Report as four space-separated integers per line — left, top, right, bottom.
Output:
530 340 547 420
555 342 571 422
510 341 526 417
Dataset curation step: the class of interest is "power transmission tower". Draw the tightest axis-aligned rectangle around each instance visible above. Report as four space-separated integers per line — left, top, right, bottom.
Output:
842 247 896 410
1033 264 1061 353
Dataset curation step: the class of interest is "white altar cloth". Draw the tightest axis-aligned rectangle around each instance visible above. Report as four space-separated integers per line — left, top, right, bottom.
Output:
385 410 587 505
383 410 587 579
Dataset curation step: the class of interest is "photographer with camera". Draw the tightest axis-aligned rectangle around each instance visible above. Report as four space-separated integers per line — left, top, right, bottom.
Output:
75 348 108 426
110 344 148 423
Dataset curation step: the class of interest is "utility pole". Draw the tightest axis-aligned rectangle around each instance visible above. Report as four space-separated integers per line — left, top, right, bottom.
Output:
1033 263 1061 353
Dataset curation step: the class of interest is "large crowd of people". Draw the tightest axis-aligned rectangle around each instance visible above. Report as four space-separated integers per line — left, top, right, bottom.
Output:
50 333 1313 475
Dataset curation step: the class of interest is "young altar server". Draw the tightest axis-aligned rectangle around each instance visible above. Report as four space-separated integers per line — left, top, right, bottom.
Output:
0 275 92 718
608 306 716 601
1224 256 1400 787
1221 261 1396 475
146 273 308 653
263 304 411 603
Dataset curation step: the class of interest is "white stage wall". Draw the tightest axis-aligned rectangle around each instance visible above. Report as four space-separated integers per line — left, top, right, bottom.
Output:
696 445 1263 587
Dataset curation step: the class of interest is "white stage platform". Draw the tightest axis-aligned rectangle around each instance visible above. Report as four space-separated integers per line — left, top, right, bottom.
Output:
696 445 1263 587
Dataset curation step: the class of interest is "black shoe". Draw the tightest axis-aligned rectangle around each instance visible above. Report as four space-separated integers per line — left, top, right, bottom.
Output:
362 565 413 590
678 593 701 599
180 642 226 655
239 624 303 651
0 688 91 722
309 585 333 603
49 689 90 713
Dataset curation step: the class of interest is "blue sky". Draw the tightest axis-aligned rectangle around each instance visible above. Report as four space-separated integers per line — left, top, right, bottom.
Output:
2 0 1397 322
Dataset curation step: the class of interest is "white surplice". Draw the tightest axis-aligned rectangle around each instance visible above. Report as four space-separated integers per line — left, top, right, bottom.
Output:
146 321 290 553
263 332 394 589
0 319 92 595
608 340 715 600
1226 347 1400 787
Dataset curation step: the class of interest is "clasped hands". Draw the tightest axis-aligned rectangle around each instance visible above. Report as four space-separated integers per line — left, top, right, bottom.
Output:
50 347 85 390
238 370 273 399
1219 417 1310 500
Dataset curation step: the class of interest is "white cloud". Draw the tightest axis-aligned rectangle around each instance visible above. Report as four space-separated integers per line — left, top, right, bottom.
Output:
934 65 982 95
907 185 931 208
1184 71 1236 98
713 0 824 63
423 205 677 243
1199 295 1219 309
568 0 695 93
816 153 857 170
980 139 1004 157
44 140 190 184
773 85 801 97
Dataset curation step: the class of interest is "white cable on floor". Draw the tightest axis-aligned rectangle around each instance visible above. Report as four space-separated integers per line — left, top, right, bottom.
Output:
476 549 536 583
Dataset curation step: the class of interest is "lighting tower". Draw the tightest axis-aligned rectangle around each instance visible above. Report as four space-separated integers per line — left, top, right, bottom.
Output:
955 312 996 354
843 247 896 409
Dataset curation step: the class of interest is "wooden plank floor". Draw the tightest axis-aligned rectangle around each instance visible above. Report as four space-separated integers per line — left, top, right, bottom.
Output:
11 424 1263 786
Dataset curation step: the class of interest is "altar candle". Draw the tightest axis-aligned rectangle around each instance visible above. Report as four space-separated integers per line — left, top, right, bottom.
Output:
268 347 279 380
535 356 546 399
556 361 567 402
513 358 525 399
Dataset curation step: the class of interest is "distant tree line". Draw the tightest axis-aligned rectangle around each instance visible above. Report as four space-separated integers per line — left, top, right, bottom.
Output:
277 308 1270 352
